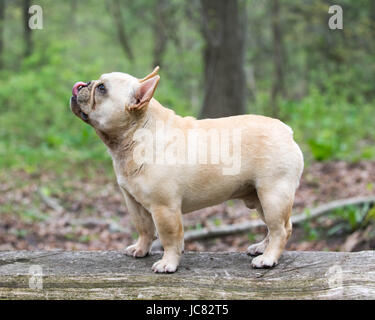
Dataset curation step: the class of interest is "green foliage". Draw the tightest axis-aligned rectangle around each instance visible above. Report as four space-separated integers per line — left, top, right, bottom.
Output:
18 209 49 223
247 232 256 242
10 229 29 238
364 206 375 225
194 222 203 230
0 0 374 174
302 204 374 240
301 209 319 241
328 203 371 235
280 87 375 162
0 35 113 172
213 218 222 227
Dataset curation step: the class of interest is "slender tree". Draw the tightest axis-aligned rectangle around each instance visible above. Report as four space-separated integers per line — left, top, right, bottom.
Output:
108 0 134 61
23 0 32 58
0 0 5 69
199 0 247 118
152 0 168 68
270 0 286 118
152 0 181 68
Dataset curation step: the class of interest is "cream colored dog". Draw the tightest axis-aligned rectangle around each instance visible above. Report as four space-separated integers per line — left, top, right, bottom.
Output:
70 67 304 273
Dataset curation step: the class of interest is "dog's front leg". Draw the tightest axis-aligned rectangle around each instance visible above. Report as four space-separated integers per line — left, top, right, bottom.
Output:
150 205 184 273
122 190 156 258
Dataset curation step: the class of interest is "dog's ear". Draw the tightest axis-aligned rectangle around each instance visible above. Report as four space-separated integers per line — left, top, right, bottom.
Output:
139 66 160 83
129 75 160 111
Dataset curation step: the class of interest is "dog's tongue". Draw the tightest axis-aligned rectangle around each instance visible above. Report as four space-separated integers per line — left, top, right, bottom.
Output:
72 82 87 96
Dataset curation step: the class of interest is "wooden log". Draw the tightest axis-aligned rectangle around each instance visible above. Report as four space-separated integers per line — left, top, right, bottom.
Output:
0 250 374 299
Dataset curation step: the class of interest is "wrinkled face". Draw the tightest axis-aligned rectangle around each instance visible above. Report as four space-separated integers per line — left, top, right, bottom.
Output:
70 68 160 132
70 72 139 131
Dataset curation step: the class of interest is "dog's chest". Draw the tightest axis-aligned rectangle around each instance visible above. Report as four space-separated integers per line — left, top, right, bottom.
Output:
113 160 148 204
116 173 128 191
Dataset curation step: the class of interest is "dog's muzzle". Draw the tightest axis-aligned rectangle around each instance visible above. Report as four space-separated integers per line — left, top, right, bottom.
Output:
72 82 88 96
70 81 90 121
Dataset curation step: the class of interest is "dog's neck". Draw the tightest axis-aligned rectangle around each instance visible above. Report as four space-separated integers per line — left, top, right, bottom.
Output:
95 98 169 147
95 98 174 175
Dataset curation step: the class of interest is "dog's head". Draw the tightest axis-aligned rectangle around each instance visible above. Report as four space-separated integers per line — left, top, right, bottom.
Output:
70 67 160 132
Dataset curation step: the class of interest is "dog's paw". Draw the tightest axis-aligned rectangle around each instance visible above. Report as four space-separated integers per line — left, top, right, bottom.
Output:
247 241 267 256
251 254 278 269
124 244 149 258
151 258 178 273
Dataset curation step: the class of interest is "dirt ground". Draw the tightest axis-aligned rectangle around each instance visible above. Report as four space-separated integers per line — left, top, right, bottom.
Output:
0 160 374 253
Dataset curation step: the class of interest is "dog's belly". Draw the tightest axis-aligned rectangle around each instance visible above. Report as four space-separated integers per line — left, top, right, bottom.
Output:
181 182 255 213
181 197 227 213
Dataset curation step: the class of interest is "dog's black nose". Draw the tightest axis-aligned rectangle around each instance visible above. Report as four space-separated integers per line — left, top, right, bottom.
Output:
87 81 91 86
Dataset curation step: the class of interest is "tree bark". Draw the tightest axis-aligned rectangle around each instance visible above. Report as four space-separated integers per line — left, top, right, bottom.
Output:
270 0 285 118
152 0 168 68
199 0 246 119
108 0 134 62
23 0 32 58
0 0 5 68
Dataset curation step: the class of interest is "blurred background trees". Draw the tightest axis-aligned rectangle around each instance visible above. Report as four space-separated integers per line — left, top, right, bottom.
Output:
200 0 246 118
0 0 373 170
0 0 374 252
0 0 5 69
22 0 32 58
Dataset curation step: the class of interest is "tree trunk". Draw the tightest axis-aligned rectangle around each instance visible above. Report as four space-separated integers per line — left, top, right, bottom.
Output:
270 0 285 118
152 0 168 68
108 0 134 62
23 0 32 58
0 0 5 69
199 0 246 119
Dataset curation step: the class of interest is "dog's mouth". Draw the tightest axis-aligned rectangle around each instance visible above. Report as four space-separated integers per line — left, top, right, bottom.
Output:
72 82 87 97
70 81 91 122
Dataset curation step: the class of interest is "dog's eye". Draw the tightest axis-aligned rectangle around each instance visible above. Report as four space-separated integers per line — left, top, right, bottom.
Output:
97 84 106 93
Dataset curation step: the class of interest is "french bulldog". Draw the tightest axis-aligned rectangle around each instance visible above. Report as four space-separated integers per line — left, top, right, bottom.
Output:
70 67 304 273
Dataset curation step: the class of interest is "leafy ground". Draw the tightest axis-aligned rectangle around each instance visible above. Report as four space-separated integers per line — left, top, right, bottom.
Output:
0 160 374 253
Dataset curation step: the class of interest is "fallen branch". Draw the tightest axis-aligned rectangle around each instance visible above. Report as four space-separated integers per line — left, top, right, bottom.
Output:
38 189 64 214
183 196 375 242
37 187 375 243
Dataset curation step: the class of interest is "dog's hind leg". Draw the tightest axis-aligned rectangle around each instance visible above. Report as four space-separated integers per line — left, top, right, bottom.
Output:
122 190 156 258
251 180 294 268
243 194 269 256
